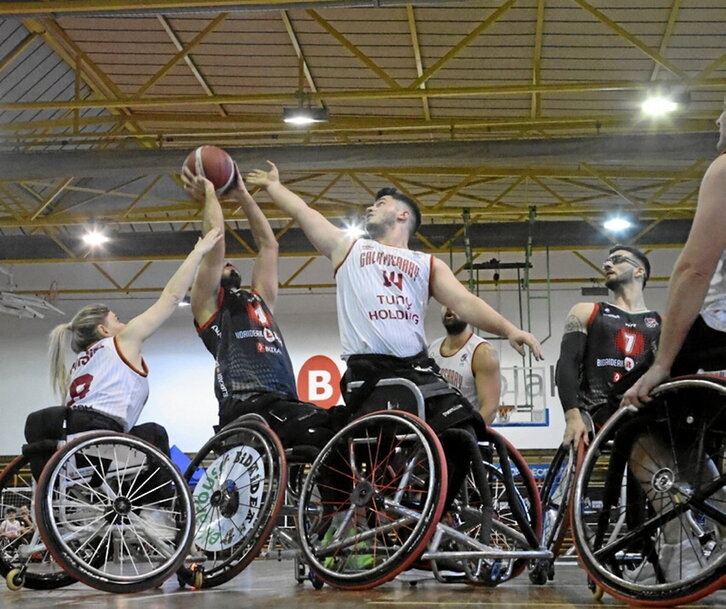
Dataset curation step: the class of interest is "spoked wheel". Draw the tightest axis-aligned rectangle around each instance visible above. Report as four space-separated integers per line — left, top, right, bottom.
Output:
530 441 579 584
35 431 195 593
178 420 287 589
572 377 726 607
0 455 75 590
449 428 542 585
297 411 447 590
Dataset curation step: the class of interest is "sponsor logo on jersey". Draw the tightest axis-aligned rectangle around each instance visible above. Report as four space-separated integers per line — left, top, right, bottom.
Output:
644 317 658 328
256 343 282 355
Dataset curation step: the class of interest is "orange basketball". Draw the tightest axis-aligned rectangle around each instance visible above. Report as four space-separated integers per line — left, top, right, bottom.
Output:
182 145 235 194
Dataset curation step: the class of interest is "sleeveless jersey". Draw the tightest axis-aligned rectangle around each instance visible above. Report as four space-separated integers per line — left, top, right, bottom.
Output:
702 251 726 332
579 302 662 410
428 332 489 408
335 239 432 358
196 288 298 403
64 336 149 432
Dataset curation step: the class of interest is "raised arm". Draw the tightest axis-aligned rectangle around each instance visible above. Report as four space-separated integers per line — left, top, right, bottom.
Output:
430 257 543 359
116 228 223 366
472 342 501 425
246 161 352 266
223 166 280 310
555 301 595 446
183 170 226 325
623 154 726 406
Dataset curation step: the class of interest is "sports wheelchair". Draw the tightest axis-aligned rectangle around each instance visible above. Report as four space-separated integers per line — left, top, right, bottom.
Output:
571 374 726 607
294 377 551 589
0 411 195 593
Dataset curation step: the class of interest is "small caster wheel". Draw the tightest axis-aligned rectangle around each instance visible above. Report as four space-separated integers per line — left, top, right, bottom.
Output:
6 569 24 591
310 572 324 590
529 561 548 585
587 577 604 601
295 559 307 583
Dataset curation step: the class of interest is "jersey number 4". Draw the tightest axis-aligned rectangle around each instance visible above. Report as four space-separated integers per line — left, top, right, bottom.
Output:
382 270 403 290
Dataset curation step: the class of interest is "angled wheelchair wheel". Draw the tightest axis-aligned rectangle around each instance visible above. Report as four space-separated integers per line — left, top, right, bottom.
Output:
178 420 286 588
539 442 577 559
572 377 726 606
0 456 75 590
35 431 194 593
449 427 542 585
297 411 447 590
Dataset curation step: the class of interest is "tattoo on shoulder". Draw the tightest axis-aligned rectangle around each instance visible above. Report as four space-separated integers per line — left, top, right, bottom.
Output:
563 314 584 334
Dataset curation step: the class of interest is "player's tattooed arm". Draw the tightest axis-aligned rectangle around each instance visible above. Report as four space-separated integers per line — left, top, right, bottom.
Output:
563 313 585 334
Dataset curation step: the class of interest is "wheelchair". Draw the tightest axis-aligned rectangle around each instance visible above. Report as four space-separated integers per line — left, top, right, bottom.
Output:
176 414 289 589
571 374 726 606
529 411 594 585
295 378 550 590
2 421 196 593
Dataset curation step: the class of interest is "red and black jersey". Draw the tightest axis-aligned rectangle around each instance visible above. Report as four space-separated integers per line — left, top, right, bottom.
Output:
579 302 662 410
196 287 298 403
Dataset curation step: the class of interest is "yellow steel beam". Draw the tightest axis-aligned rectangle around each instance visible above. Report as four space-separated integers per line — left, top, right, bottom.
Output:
30 177 73 221
91 263 124 290
157 15 228 117
306 9 401 89
580 163 643 209
406 5 430 121
693 53 726 85
573 0 689 82
120 176 164 219
21 18 148 146
650 0 681 82
133 13 228 98
281 256 316 287
408 0 515 89
122 261 153 290
11 79 724 112
530 0 545 120
0 0 400 15
281 10 319 96
0 32 38 73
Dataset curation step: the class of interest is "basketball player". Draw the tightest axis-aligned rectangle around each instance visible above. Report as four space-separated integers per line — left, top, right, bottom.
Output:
246 162 541 436
182 166 333 449
23 227 222 481
623 106 726 403
556 245 661 447
428 306 501 425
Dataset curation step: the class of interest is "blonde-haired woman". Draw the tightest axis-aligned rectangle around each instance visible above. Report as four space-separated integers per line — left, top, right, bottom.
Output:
24 227 222 472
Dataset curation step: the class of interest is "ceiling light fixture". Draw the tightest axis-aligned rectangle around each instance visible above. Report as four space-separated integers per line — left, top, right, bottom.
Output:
282 106 329 126
642 95 678 116
603 216 632 233
82 229 110 246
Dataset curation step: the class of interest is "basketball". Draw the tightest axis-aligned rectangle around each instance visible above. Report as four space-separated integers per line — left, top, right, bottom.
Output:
183 145 235 194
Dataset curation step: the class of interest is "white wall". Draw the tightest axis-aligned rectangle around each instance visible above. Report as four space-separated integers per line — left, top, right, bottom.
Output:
0 270 669 455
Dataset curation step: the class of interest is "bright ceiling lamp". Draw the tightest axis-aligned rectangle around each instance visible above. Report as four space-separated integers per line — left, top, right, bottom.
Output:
282 106 329 126
82 229 110 246
642 94 678 116
342 219 366 239
603 216 632 232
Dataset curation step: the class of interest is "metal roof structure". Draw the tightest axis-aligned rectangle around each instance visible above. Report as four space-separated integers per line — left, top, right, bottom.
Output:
0 1 724 300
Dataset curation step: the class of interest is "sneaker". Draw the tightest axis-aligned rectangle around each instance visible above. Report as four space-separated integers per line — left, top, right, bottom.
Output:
138 509 177 542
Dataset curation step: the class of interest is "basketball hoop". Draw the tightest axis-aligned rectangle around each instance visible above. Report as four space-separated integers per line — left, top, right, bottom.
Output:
496 404 515 424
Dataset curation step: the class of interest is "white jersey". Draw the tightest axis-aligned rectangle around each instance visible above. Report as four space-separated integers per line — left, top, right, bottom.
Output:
336 239 432 358
702 251 726 332
64 336 149 432
428 332 489 408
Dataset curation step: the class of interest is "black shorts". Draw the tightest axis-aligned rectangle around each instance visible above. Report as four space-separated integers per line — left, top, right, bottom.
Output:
220 393 334 449
342 352 485 437
672 315 726 376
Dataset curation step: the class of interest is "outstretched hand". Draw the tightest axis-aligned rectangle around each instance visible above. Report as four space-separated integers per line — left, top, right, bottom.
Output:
219 162 250 202
246 160 279 188
620 362 670 408
181 167 215 202
194 226 224 255
508 329 543 360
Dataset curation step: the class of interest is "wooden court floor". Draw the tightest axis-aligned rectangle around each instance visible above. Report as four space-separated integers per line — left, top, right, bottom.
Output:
0 560 722 609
